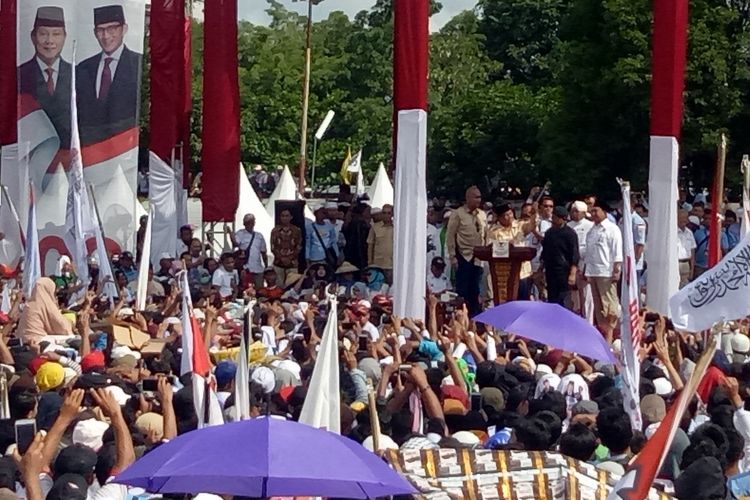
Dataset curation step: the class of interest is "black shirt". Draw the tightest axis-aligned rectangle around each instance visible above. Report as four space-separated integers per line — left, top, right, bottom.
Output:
541 225 580 276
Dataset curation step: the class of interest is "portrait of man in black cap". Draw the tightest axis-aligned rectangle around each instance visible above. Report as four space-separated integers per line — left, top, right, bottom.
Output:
76 4 142 147
17 6 72 149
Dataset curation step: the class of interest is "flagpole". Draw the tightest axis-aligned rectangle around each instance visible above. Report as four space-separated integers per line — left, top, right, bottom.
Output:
1 185 24 244
709 134 727 267
298 0 314 192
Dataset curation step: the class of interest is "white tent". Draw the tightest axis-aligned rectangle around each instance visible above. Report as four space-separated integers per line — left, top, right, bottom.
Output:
236 164 274 261
265 165 314 222
367 162 394 209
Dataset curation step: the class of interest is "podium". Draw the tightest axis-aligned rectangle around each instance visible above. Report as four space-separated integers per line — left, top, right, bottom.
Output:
474 245 536 304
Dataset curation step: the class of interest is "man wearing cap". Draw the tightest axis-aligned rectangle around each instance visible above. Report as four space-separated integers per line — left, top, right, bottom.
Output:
446 186 487 315
677 209 697 287
76 4 142 146
487 203 536 299
540 207 579 307
367 204 394 284
18 6 72 149
231 214 268 289
427 257 451 295
583 201 622 343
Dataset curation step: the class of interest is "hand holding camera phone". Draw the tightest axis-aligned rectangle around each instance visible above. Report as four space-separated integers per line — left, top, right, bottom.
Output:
15 419 36 455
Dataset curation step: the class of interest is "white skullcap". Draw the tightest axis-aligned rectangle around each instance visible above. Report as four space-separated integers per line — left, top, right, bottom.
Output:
251 366 276 394
572 201 588 213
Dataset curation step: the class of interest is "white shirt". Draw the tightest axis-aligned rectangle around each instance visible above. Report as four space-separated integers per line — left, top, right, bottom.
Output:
211 266 238 298
95 44 124 98
620 211 647 271
427 274 451 294
677 227 697 260
584 219 623 278
531 218 552 271
362 321 379 342
35 56 60 87
234 229 267 273
568 218 594 256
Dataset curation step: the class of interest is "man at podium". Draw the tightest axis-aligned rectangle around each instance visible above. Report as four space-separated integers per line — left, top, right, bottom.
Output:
487 203 537 299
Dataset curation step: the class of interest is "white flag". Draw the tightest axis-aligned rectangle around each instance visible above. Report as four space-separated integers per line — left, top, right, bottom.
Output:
234 302 254 421
669 229 750 332
742 186 750 239
618 181 642 432
135 207 153 311
66 49 94 296
22 188 41 298
88 194 118 302
346 150 362 173
299 293 340 433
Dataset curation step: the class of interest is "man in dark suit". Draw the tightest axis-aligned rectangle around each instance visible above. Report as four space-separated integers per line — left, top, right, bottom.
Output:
76 4 142 147
18 6 72 148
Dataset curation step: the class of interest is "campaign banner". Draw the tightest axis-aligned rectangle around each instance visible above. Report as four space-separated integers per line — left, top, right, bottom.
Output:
16 0 145 273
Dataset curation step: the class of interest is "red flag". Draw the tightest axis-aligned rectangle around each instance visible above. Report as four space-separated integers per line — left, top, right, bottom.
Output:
608 336 717 500
181 13 192 188
201 0 240 222
0 0 17 145
190 315 211 378
149 0 186 161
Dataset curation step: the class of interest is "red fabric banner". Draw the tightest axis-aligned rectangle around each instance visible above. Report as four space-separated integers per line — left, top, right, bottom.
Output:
201 0 240 222
0 0 17 145
149 0 186 161
393 0 429 112
649 0 688 137
181 14 192 188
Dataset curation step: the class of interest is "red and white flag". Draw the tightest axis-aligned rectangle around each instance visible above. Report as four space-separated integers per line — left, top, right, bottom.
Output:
179 271 223 427
618 180 642 432
608 335 717 500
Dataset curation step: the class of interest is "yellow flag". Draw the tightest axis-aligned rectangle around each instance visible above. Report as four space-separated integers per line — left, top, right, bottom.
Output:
340 147 352 185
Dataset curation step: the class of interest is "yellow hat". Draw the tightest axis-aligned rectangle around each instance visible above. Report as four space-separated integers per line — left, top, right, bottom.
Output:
62 312 76 326
249 341 268 364
35 362 64 392
350 401 366 412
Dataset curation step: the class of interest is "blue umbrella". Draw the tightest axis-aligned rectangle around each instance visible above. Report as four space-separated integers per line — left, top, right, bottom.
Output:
475 301 618 364
115 417 415 499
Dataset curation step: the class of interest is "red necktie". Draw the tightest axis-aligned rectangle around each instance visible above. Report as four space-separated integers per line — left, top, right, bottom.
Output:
45 67 54 95
99 57 113 100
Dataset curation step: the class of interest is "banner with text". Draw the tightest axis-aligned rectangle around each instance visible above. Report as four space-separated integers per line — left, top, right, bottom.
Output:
670 228 750 331
16 0 145 273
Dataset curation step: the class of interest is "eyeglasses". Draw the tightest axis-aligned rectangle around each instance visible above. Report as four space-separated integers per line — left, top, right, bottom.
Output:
95 24 123 36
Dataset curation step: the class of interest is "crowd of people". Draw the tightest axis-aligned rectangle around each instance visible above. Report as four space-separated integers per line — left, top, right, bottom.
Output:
0 181 746 499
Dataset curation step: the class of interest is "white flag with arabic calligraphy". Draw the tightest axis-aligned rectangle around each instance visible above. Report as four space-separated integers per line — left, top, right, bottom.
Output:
669 230 750 331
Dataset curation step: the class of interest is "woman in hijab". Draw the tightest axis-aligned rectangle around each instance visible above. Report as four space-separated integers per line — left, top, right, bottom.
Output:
18 277 73 344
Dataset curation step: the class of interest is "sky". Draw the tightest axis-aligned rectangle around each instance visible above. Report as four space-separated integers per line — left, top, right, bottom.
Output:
237 0 479 31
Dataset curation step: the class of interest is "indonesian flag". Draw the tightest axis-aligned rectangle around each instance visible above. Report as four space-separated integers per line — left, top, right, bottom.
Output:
299 293 340 433
392 0 429 321
22 186 40 298
618 181 642 432
608 335 717 500
645 0 688 315
179 271 223 427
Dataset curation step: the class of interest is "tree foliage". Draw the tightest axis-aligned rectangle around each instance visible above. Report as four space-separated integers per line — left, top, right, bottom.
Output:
139 0 750 200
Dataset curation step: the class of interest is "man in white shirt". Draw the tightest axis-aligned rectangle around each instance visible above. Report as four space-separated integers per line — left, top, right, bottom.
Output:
231 213 268 288
583 202 623 342
211 253 239 299
427 257 452 295
677 209 697 288
568 201 594 322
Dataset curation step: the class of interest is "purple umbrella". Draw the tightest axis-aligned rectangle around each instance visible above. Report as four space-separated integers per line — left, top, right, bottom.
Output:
475 301 618 364
115 417 415 499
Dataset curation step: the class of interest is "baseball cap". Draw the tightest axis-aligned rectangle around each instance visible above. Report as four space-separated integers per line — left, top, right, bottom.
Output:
80 351 106 373
46 474 88 500
72 418 110 452
215 361 237 386
553 206 568 219
35 362 64 392
53 444 97 476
